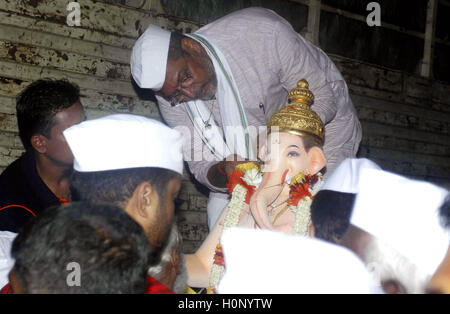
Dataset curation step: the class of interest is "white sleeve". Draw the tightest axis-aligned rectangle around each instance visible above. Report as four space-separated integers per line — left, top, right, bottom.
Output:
0 232 16 288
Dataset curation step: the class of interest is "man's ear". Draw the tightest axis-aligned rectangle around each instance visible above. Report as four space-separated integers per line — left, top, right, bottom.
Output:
306 147 326 175
134 181 158 220
30 134 48 154
181 37 207 57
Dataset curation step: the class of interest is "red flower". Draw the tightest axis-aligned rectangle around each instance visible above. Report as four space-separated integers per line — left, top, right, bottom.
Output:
288 182 312 206
226 169 256 204
227 169 244 194
303 174 319 187
213 244 225 267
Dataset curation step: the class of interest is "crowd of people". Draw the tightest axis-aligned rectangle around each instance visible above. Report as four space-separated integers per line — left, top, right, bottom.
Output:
0 7 448 294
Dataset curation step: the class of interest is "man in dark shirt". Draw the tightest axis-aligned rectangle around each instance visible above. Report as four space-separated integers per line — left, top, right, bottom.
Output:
0 79 86 232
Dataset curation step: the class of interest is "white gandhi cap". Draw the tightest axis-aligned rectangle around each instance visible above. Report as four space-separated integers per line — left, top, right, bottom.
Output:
350 168 449 277
218 228 382 294
320 158 382 194
63 114 184 175
131 24 171 90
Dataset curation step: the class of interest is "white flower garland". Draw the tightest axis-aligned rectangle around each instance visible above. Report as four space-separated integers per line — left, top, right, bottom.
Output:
292 174 323 235
223 184 248 228
292 197 313 235
208 184 247 292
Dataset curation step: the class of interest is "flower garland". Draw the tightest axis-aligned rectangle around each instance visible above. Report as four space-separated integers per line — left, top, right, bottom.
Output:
207 162 260 294
288 172 323 235
207 163 322 293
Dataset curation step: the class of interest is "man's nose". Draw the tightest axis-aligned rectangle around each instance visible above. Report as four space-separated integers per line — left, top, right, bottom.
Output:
179 83 196 100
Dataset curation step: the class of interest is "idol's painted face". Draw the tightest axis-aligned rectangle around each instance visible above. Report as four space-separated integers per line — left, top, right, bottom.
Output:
157 38 217 106
250 131 326 231
259 132 310 175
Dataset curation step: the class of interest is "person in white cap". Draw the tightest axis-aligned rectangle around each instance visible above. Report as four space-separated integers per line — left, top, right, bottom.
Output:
64 114 184 253
217 227 381 294
310 158 381 244
130 7 362 230
63 114 184 293
147 223 189 294
340 167 449 293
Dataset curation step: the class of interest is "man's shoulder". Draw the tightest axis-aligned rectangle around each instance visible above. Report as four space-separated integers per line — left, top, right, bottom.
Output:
0 154 37 233
0 152 39 218
214 7 282 23
0 153 28 196
199 7 286 34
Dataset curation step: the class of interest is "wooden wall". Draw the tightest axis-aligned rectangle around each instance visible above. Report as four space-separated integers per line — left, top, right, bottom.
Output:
0 0 449 252
0 0 207 253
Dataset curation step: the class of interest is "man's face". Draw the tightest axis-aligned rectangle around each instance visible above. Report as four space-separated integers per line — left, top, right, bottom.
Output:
8 269 23 294
341 225 426 293
149 178 182 248
427 246 450 293
162 247 182 290
43 102 86 166
157 54 217 106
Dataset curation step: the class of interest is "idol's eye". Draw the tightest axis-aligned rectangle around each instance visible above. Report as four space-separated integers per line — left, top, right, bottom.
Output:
287 151 300 157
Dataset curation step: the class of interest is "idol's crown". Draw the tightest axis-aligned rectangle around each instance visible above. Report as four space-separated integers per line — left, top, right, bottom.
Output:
268 79 324 145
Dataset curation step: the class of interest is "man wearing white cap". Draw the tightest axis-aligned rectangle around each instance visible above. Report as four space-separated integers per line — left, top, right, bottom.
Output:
340 167 449 293
63 114 185 293
64 114 184 253
130 7 362 230
311 158 381 243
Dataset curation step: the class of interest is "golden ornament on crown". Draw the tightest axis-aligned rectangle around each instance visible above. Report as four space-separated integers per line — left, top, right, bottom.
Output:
267 79 325 145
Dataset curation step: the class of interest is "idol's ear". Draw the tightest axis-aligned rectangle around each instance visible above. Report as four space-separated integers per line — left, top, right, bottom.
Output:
258 142 267 164
306 147 326 175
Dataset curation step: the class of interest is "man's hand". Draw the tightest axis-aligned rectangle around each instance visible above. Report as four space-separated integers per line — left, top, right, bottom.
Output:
221 154 250 176
207 154 249 188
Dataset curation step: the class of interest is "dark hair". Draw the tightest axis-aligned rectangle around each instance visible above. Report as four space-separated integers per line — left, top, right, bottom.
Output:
439 195 450 229
16 79 80 150
11 201 152 294
311 190 356 244
302 136 322 152
70 167 180 208
168 32 188 61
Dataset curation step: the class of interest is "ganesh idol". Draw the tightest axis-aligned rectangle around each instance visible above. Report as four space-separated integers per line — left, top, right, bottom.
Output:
184 79 327 293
